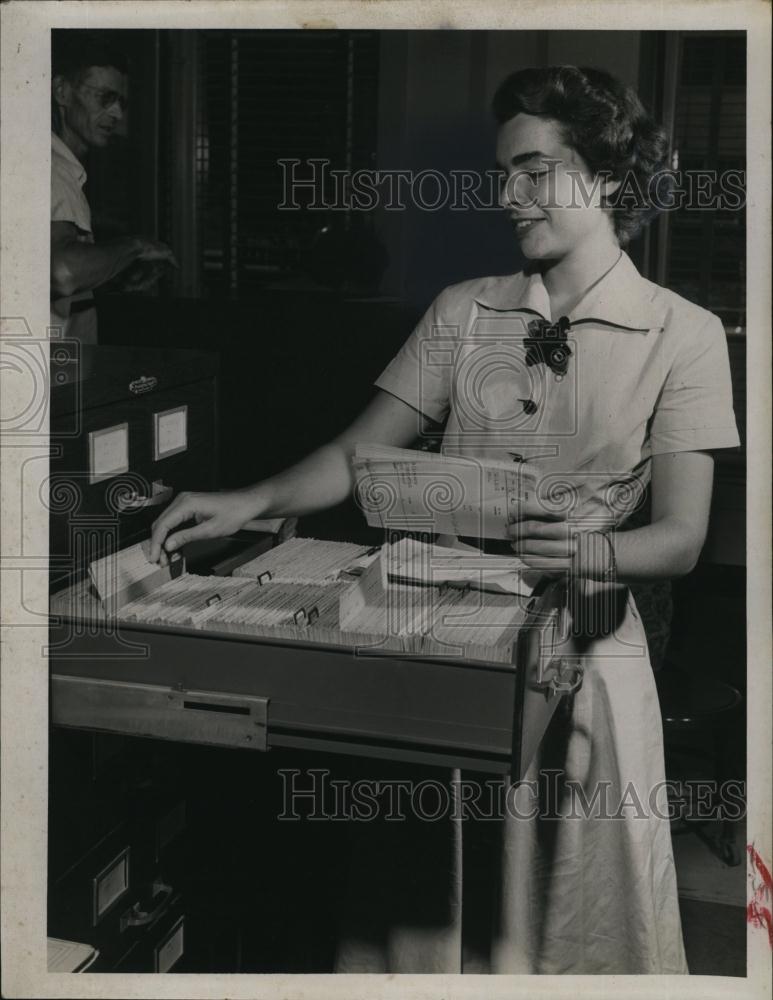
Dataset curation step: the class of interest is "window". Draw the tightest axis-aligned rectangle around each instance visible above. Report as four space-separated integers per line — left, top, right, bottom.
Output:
642 31 746 454
661 33 746 332
193 30 380 297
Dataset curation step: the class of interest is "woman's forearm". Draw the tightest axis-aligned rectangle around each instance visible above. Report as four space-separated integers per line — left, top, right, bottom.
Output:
244 440 355 519
599 452 714 584
149 390 425 560
518 453 716 584
243 391 427 519
584 516 705 584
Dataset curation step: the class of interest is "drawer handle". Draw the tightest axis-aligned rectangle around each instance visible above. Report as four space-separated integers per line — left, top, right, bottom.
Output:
129 375 158 395
536 657 584 697
116 480 174 511
120 882 173 931
182 698 251 716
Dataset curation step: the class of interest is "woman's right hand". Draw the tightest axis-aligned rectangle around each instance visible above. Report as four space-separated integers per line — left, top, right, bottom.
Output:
148 489 263 564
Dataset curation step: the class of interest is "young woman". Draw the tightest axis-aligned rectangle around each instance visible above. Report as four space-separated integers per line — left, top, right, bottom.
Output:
150 66 740 974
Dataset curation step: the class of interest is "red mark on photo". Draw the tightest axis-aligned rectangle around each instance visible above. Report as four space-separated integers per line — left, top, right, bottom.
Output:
746 844 773 948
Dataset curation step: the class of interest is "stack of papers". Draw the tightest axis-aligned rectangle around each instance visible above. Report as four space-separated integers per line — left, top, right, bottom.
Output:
88 540 184 614
234 537 378 584
120 575 254 628
385 536 533 596
339 547 529 661
54 537 534 663
352 443 538 540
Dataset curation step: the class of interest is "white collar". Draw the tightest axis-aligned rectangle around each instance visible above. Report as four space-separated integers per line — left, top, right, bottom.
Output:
51 132 87 186
473 251 665 332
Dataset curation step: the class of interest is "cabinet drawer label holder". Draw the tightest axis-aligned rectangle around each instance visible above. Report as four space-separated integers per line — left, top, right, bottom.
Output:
155 915 185 973
92 846 130 925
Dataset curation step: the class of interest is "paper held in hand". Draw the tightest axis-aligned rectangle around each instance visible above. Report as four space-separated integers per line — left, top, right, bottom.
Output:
352 444 539 540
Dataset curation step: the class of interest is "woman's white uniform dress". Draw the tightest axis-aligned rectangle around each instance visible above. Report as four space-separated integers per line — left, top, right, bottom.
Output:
334 251 740 975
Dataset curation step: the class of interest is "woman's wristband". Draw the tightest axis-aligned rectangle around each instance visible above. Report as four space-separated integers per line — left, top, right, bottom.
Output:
572 529 617 582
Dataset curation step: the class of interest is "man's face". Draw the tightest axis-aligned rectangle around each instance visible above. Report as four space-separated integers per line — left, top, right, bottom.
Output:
496 113 616 262
55 65 127 155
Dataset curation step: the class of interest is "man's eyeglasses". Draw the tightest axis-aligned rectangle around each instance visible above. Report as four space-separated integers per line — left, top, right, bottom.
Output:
79 82 128 112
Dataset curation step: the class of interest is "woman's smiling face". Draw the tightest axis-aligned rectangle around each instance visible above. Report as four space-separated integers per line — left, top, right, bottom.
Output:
496 113 618 262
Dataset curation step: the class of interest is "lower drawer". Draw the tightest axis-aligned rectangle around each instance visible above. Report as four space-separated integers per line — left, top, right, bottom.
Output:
49 829 133 943
113 896 186 972
48 816 185 971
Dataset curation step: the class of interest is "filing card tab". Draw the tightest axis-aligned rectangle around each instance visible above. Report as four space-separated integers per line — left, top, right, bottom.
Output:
89 540 185 615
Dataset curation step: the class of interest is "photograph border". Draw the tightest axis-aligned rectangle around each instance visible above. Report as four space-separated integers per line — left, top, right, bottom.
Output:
1 2 770 998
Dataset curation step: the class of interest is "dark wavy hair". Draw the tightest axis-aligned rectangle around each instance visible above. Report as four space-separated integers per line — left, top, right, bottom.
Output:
492 66 671 246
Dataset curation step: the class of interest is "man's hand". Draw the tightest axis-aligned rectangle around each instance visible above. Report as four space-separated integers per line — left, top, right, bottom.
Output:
114 256 176 293
132 237 178 267
51 222 178 298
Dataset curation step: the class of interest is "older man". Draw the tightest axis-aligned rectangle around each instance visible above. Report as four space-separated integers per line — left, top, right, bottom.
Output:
51 32 176 345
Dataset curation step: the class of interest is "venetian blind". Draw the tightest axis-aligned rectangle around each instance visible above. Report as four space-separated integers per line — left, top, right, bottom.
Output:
195 29 380 297
666 34 746 332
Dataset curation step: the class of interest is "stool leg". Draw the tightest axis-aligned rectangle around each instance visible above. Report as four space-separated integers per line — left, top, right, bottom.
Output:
692 724 741 866
713 718 742 867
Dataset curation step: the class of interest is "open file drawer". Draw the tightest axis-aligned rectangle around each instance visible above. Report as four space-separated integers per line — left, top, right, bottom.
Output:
50 581 571 779
50 591 560 777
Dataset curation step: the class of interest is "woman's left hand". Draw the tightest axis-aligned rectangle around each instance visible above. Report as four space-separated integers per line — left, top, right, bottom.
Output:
506 511 576 578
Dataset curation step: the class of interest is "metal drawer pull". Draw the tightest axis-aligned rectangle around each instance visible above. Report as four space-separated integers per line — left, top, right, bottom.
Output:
536 657 584 697
120 882 172 931
129 375 158 395
182 699 250 716
52 676 269 751
116 479 173 511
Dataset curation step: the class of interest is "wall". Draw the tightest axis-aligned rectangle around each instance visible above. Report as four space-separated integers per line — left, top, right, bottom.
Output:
376 30 643 308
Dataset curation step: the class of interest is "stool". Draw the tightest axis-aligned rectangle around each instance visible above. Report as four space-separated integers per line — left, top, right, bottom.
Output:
655 664 743 866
